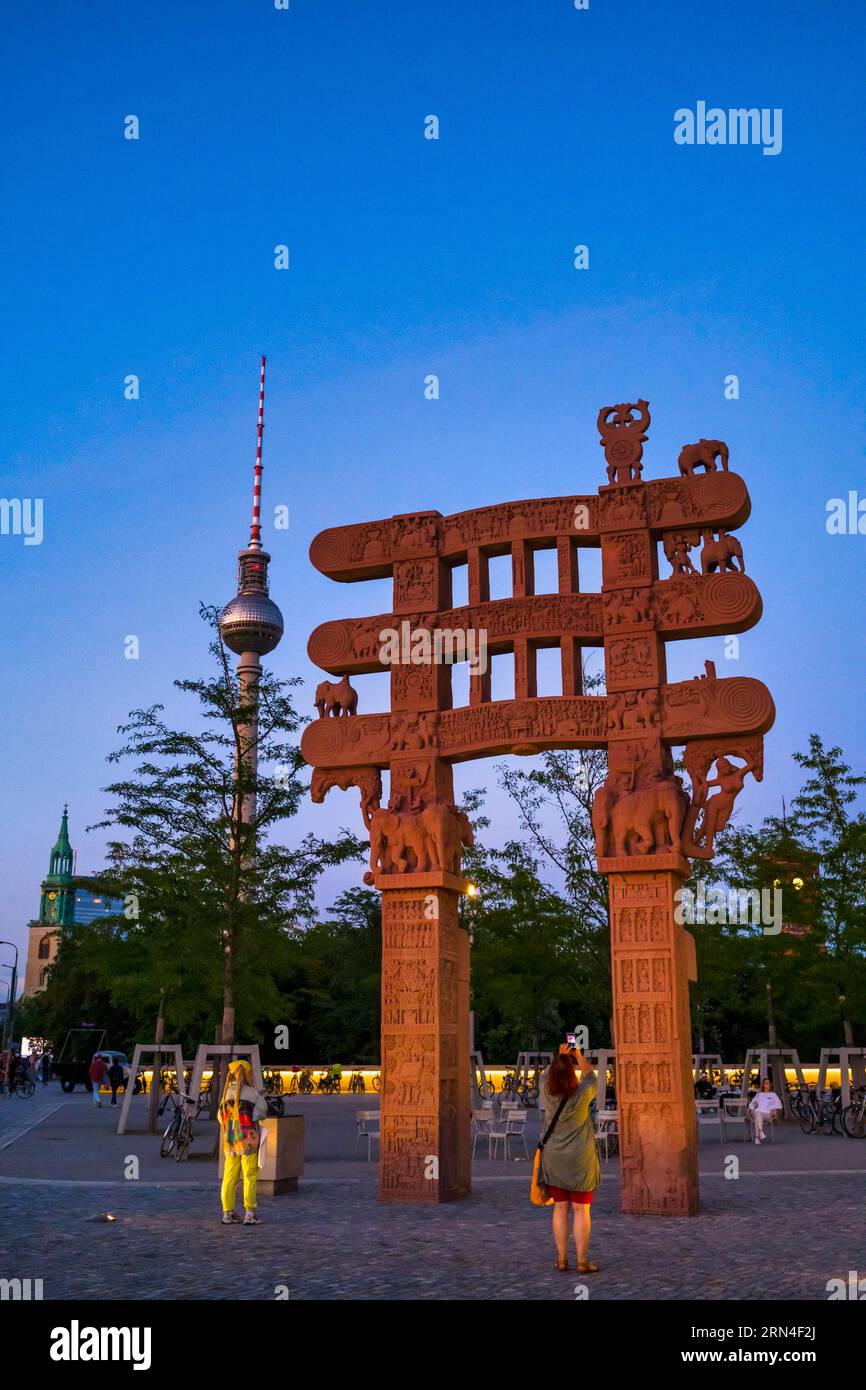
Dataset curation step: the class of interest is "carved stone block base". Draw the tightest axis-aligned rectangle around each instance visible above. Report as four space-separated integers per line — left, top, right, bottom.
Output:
597 851 692 877
609 869 699 1217
374 870 472 895
379 882 470 1203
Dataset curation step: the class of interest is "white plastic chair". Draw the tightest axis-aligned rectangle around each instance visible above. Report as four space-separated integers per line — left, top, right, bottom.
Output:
490 1109 528 1160
355 1109 380 1160
595 1109 619 1159
721 1097 751 1143
471 1108 495 1158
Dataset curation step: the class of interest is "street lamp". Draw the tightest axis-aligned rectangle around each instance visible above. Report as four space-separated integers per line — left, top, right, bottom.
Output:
0 942 20 1069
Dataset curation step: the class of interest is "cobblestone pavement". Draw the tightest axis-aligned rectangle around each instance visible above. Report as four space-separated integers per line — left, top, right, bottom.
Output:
2 1088 864 1300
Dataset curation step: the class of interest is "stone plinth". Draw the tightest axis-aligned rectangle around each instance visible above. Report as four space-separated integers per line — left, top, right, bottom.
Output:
258 1114 304 1195
379 875 470 1203
218 1114 304 1195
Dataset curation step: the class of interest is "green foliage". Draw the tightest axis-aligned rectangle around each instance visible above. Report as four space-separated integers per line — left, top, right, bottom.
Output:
276 888 382 1064
16 922 140 1055
465 837 611 1058
35 608 363 1050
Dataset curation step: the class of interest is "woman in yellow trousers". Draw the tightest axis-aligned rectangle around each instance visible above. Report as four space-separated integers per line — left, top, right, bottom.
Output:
218 1059 267 1226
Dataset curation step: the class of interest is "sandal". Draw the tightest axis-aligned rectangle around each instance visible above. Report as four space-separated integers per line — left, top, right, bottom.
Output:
554 1259 569 1272
576 1261 600 1273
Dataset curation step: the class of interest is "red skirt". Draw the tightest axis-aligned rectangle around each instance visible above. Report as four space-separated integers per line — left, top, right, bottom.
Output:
547 1185 594 1205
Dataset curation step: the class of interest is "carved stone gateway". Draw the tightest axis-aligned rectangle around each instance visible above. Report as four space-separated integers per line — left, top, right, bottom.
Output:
303 402 774 1211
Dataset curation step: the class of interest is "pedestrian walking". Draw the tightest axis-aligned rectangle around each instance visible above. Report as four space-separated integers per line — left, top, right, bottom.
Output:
89 1054 107 1107
107 1059 124 1106
40 1050 51 1086
536 1043 601 1274
218 1059 267 1227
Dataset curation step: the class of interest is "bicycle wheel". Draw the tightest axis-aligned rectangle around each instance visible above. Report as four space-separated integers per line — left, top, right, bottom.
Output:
269 1096 285 1117
174 1117 193 1162
798 1108 815 1135
160 1118 179 1158
485 1078 496 1096
372 1074 381 1092
842 1104 866 1139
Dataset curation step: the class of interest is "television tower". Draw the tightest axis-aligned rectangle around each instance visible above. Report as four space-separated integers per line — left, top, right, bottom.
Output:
217 356 283 1040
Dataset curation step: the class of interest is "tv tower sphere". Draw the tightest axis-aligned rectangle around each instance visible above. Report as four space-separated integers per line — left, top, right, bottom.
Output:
219 585 284 656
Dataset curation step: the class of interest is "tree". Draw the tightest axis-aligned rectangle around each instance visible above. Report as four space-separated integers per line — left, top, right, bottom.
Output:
85 607 361 1046
15 923 139 1056
708 736 866 1058
788 736 866 1045
280 888 382 1063
465 837 612 1059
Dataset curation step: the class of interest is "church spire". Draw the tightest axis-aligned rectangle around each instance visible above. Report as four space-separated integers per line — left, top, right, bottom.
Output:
47 805 74 881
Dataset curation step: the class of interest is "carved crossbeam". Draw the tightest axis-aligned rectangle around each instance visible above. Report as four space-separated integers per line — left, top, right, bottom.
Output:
309 473 750 581
300 675 774 769
307 573 763 677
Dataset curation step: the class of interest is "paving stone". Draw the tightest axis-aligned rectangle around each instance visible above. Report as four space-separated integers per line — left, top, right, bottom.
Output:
1 1087 863 1300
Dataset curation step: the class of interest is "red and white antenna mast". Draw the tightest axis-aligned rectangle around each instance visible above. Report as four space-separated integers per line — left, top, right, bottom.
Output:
249 354 266 550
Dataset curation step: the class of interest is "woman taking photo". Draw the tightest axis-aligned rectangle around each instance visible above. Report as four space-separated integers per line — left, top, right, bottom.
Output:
538 1043 601 1273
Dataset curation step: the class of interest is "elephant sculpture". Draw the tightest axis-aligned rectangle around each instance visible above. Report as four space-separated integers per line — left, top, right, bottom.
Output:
365 803 474 880
677 439 729 476
314 673 358 717
699 528 744 575
593 778 689 859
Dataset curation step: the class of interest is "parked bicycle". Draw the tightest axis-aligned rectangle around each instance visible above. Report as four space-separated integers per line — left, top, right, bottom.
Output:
317 1070 341 1094
371 1072 381 1092
798 1088 842 1136
13 1074 36 1099
160 1090 200 1161
349 1071 366 1094
518 1071 540 1108
263 1068 284 1096
841 1087 866 1139
288 1068 314 1095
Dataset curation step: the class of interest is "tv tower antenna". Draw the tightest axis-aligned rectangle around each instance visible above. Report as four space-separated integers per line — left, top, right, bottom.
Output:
249 354 266 551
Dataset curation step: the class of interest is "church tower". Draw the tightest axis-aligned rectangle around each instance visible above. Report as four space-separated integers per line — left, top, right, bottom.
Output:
23 807 124 995
24 806 77 994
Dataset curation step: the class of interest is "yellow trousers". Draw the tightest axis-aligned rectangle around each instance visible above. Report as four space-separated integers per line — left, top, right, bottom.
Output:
221 1151 258 1212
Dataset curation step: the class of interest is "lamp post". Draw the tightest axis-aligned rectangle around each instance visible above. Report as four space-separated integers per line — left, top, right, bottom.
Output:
0 942 20 1089
0 979 9 1060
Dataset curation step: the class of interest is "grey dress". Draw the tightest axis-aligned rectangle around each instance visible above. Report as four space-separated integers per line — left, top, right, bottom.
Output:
538 1068 601 1194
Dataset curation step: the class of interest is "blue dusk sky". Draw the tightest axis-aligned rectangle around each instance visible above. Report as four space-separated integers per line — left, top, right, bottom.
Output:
2 1 865 970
